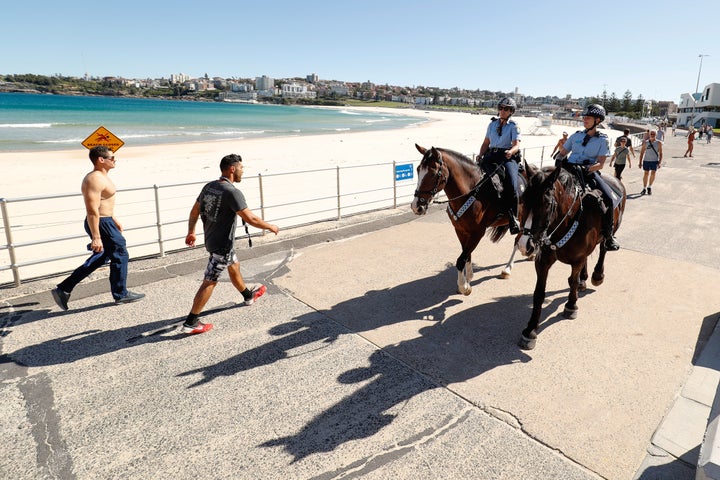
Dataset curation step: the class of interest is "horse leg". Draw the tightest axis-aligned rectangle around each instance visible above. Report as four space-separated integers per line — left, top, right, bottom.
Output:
591 243 607 286
520 255 555 350
500 242 519 279
455 232 484 296
563 261 585 319
455 251 473 295
577 259 588 291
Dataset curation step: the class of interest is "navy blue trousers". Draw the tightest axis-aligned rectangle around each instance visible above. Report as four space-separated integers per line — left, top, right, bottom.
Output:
58 217 129 300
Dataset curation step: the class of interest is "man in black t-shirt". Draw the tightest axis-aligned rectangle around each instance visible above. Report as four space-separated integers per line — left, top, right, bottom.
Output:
182 154 279 335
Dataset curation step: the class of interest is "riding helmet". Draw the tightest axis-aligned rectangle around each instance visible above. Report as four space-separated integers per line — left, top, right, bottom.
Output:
582 104 606 121
498 97 517 113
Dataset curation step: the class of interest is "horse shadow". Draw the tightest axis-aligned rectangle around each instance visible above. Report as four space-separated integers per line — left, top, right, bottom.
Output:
177 267 574 463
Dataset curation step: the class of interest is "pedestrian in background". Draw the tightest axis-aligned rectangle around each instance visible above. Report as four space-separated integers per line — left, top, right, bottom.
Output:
551 131 569 164
614 128 636 160
639 130 663 195
609 137 632 181
52 146 145 310
684 128 696 157
182 154 279 335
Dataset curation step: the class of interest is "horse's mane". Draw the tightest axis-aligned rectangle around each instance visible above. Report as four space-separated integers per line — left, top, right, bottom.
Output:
436 148 477 169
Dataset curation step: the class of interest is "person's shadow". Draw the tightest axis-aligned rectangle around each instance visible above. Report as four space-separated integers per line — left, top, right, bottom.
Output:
2 302 241 368
177 264 573 462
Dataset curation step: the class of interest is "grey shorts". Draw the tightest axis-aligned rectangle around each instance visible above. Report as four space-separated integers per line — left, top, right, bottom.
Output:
203 250 237 281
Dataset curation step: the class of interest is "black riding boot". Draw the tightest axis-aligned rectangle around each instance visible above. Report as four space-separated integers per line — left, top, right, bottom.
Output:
507 197 520 235
602 208 620 251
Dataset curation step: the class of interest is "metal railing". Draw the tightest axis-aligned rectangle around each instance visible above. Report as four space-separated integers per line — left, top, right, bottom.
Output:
1 144 560 288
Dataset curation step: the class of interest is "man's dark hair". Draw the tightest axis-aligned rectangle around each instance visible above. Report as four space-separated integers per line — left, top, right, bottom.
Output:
89 145 112 163
220 154 242 171
623 129 630 135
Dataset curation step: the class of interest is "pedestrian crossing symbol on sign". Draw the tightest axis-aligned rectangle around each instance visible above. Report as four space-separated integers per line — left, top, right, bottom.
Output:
395 163 414 181
82 126 125 152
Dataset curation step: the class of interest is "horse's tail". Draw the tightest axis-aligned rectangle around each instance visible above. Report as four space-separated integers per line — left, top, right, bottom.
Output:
489 225 509 243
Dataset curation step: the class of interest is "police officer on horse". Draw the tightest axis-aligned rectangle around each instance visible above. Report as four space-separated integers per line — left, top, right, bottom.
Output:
476 97 522 234
556 104 620 251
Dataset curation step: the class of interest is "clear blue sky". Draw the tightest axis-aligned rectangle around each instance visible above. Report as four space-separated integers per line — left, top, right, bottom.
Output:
2 0 717 102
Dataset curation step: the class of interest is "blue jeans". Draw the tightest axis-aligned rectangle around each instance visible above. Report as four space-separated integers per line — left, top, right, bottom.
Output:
58 217 129 300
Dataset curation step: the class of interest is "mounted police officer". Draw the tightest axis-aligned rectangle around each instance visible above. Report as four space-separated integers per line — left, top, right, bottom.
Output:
557 104 620 251
476 97 522 234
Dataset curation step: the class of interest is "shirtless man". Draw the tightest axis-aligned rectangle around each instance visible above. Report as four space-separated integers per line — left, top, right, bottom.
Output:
52 146 145 310
551 131 569 164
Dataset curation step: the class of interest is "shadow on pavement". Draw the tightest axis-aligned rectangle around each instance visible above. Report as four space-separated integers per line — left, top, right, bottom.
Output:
177 265 581 462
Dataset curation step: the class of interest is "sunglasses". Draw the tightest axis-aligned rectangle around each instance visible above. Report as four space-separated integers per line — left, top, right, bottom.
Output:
104 156 116 161
498 106 512 112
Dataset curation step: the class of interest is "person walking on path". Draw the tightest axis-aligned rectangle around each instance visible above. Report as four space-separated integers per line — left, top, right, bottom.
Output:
707 126 714 144
52 146 145 310
557 104 620 251
551 131 569 164
476 97 522 234
639 130 663 195
182 154 279 335
609 137 632 181
685 128 696 157
614 128 637 159
656 126 665 143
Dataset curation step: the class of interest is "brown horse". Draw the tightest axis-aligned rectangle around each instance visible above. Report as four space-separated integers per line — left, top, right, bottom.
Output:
516 166 626 350
411 144 535 295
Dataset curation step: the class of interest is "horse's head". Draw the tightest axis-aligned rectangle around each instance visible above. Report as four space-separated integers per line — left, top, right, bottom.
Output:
412 144 449 215
517 166 563 256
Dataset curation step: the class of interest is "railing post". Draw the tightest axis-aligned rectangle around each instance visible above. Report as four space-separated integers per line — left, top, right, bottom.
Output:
336 166 341 221
393 161 398 209
153 185 165 257
0 199 21 287
258 173 265 236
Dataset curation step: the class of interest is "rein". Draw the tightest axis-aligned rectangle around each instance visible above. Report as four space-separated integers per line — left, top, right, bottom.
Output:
537 182 583 251
446 166 499 221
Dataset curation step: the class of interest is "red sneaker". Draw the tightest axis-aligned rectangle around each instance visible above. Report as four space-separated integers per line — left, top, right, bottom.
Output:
244 285 266 306
181 322 213 335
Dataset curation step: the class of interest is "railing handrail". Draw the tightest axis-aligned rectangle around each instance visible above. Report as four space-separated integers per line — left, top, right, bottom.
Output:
0 142 567 287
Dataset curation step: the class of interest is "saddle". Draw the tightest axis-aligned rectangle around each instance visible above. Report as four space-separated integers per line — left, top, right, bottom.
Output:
479 152 525 199
562 164 622 214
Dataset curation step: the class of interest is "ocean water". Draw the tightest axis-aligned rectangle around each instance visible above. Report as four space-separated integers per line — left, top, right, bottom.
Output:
0 93 427 152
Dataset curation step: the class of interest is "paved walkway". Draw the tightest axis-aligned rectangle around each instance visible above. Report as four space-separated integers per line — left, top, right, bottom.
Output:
0 133 718 479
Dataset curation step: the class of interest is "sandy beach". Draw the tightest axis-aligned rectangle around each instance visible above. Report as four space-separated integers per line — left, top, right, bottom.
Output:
0 108 592 197
0 108 601 285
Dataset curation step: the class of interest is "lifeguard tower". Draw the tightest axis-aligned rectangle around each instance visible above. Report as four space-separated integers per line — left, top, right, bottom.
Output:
527 116 554 135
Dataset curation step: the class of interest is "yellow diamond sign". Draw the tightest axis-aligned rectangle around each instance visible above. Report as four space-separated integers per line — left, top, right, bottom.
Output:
82 126 125 152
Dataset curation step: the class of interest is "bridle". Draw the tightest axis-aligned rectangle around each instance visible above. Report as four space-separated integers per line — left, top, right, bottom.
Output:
526 179 583 252
413 152 448 207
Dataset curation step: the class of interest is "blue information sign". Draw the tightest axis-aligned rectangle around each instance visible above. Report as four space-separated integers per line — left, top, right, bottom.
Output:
395 163 414 181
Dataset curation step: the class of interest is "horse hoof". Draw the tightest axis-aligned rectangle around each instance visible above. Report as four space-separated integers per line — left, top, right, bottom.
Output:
457 287 472 296
578 281 587 292
563 305 578 319
499 270 511 279
591 274 604 286
519 335 536 350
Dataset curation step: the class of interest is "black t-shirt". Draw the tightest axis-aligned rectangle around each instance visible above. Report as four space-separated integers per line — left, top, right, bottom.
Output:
197 179 248 254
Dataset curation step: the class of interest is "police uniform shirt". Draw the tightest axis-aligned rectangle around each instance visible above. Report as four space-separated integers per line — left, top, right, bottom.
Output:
563 130 610 165
485 118 521 149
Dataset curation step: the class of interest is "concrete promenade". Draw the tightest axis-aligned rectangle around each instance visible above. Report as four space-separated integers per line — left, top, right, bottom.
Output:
1 133 718 479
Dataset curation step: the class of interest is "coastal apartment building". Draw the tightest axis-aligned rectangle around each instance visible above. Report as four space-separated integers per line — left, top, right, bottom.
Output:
678 82 720 128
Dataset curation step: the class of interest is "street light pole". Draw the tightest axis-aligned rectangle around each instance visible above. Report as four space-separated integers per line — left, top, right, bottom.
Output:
696 54 709 94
